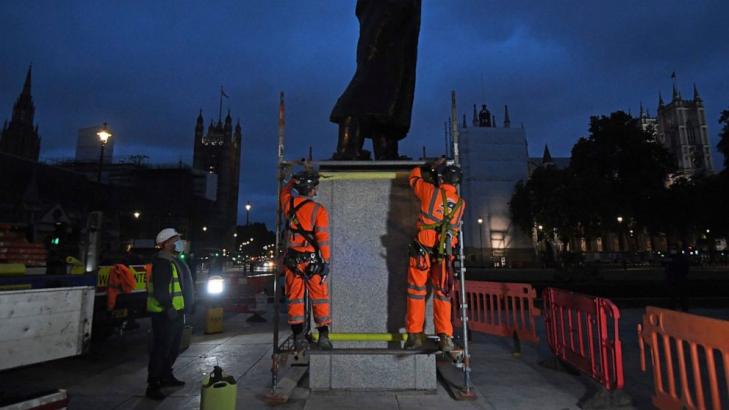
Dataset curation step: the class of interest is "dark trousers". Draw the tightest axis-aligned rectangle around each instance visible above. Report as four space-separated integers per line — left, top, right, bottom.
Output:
147 311 184 384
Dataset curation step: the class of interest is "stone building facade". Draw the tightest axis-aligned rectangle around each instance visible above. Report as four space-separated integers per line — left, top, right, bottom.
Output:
192 109 242 251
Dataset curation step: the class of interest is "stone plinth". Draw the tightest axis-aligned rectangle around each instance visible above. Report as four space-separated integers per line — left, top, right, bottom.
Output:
309 350 437 391
308 161 436 391
316 162 433 348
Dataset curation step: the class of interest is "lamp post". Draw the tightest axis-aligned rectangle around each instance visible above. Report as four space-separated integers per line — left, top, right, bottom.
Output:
616 216 625 252
96 122 112 183
477 218 484 266
245 202 252 225
131 211 141 240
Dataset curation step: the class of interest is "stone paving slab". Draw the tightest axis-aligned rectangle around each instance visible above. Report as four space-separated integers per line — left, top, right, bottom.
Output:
9 306 729 409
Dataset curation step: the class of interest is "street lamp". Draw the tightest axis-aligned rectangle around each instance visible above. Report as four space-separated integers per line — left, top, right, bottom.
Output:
477 218 485 266
616 216 624 252
133 211 141 219
245 202 252 225
202 226 208 232
96 122 112 182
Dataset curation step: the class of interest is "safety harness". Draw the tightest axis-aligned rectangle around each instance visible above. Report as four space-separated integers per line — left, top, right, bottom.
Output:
420 188 464 258
284 197 324 278
415 188 463 298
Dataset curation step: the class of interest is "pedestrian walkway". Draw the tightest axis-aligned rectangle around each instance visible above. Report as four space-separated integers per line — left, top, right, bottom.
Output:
2 306 727 409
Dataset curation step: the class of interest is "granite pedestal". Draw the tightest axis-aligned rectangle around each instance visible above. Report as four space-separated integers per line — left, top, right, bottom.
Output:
308 161 437 391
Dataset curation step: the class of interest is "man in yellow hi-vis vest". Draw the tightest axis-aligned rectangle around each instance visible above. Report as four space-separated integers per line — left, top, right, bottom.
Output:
146 228 189 400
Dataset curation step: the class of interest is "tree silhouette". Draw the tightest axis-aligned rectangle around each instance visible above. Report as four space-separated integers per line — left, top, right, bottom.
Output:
511 111 675 253
717 109 729 169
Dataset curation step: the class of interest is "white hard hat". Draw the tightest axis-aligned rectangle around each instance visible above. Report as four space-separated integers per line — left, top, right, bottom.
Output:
156 228 181 245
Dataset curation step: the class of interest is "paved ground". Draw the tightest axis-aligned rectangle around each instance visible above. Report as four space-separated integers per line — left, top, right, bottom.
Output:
2 304 728 409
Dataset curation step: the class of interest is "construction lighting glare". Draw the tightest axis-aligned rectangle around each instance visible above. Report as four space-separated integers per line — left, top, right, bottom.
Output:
207 275 224 295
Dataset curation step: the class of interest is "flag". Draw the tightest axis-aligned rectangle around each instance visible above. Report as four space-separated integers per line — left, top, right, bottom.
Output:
221 86 229 98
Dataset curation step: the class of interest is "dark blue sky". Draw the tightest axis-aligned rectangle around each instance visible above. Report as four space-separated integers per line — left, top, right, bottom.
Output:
2 1 728 226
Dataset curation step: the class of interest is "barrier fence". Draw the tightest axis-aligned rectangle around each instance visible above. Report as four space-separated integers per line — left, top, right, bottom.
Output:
638 306 729 410
542 287 624 391
223 274 271 314
452 281 540 346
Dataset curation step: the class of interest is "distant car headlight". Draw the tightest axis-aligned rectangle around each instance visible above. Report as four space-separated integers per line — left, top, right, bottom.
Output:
207 275 225 295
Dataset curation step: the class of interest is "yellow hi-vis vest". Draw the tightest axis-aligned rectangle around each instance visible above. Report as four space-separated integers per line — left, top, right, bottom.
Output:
147 261 185 312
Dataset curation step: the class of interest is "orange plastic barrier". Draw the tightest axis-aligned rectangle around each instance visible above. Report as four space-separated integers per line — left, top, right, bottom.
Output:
639 307 729 410
452 281 540 344
543 287 624 390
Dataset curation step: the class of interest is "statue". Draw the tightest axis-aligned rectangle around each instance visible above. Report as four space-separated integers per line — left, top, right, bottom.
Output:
330 0 422 160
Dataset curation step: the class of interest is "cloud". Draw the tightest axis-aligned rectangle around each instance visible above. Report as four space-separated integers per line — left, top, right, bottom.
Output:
1 0 728 228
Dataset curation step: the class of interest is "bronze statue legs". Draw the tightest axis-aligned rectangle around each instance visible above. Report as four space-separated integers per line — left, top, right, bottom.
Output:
332 116 371 160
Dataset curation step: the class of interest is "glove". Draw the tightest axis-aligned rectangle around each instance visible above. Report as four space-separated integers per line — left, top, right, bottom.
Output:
166 307 179 321
319 263 330 283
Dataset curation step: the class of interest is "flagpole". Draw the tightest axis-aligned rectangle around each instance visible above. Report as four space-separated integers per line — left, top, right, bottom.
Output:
219 85 223 123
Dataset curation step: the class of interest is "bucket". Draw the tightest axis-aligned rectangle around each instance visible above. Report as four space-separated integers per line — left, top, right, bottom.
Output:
200 366 237 410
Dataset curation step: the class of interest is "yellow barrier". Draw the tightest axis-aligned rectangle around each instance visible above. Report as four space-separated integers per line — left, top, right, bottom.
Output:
205 307 224 334
65 256 85 275
0 264 26 276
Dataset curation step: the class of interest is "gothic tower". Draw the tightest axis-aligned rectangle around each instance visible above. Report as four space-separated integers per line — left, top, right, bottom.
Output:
0 65 41 160
193 108 242 250
656 78 713 176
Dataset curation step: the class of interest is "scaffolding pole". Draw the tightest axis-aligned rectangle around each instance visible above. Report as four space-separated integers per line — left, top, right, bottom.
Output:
272 91 285 390
450 90 472 395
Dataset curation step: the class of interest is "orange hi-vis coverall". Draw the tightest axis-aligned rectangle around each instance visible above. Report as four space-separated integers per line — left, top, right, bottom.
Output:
406 166 465 337
281 179 332 327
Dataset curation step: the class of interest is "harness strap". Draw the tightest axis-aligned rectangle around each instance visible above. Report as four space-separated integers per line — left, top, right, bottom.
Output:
287 198 316 246
420 189 463 256
286 196 323 265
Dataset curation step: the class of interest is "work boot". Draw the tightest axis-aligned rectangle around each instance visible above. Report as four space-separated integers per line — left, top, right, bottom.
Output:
318 333 333 350
404 332 424 350
145 383 166 401
438 333 455 352
161 375 185 387
293 333 307 351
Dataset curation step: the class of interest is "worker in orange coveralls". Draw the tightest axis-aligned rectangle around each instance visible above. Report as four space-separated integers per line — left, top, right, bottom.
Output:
280 170 333 350
404 158 465 352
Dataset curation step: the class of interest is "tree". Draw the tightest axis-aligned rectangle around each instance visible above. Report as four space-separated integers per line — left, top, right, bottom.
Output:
569 111 674 237
510 111 676 254
510 165 579 243
717 109 729 169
